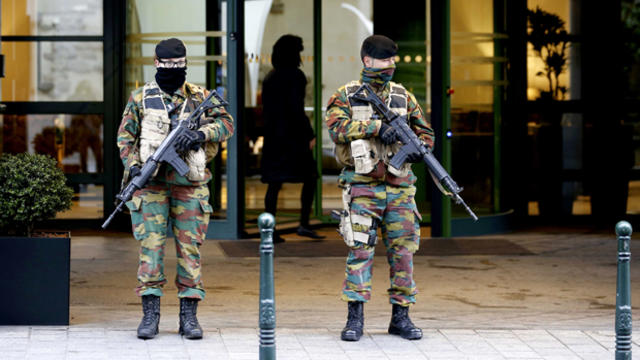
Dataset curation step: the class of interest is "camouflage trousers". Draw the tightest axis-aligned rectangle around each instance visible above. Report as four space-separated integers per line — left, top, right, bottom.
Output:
126 180 213 300
341 183 421 305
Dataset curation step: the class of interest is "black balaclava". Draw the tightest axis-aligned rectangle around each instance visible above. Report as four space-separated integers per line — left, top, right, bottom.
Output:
155 38 187 94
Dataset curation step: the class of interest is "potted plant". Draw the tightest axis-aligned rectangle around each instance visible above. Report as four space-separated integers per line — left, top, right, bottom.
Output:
0 153 73 325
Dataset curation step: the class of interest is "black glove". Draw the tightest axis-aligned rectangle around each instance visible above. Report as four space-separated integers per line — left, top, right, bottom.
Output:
175 129 205 152
378 122 398 145
406 149 424 163
129 165 141 179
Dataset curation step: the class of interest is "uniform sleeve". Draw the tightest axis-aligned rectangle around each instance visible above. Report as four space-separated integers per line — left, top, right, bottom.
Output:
199 89 235 143
407 92 435 150
325 86 380 144
116 93 142 168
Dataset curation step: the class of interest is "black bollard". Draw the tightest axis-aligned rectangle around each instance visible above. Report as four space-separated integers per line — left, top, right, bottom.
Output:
615 221 632 360
258 213 276 360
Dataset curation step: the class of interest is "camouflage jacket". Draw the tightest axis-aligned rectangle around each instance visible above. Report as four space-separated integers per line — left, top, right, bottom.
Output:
325 80 434 187
117 82 234 186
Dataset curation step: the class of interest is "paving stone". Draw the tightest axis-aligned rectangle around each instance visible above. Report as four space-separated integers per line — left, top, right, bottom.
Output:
0 352 28 360
228 352 262 360
467 355 510 360
386 354 428 360
309 354 350 360
25 355 66 360
67 352 109 360
498 351 545 358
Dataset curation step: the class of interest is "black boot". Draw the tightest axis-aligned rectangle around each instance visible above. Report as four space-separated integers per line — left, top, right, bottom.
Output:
179 298 203 339
296 226 326 239
388 304 422 340
137 295 160 339
340 301 364 341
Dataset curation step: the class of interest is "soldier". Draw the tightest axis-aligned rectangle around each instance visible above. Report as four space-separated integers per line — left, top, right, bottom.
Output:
325 35 434 341
117 38 234 340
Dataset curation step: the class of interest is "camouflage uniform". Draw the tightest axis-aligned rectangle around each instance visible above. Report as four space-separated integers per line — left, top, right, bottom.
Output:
117 82 234 300
326 80 434 306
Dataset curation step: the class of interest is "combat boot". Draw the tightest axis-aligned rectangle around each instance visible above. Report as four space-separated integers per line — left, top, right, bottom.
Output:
179 298 203 339
388 304 422 340
340 301 364 341
137 295 160 339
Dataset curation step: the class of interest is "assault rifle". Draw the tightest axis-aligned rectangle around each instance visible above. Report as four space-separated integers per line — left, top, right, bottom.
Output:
351 83 478 221
102 90 228 229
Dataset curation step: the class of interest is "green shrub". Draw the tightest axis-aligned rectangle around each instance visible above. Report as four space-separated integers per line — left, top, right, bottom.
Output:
0 153 73 236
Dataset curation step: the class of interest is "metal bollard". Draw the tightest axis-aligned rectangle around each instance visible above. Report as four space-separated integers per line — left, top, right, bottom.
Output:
615 221 633 360
258 213 276 360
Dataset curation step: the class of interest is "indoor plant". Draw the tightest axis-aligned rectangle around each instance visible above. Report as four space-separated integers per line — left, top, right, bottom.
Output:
0 152 74 325
527 7 572 216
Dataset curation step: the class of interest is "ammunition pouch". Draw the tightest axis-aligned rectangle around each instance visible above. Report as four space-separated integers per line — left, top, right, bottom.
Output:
334 143 353 167
338 185 378 248
351 139 379 174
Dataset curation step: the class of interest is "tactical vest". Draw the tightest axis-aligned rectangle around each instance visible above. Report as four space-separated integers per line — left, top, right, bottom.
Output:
140 81 216 181
334 80 411 177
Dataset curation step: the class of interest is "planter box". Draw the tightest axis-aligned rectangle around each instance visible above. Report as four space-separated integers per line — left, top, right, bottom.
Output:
0 233 70 325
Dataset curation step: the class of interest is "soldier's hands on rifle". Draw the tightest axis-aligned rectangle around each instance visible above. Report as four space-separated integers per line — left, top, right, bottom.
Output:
378 122 399 145
406 149 423 163
175 129 205 152
129 165 142 178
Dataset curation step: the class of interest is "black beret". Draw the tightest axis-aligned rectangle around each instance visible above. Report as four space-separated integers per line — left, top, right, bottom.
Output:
155 38 186 59
360 35 398 60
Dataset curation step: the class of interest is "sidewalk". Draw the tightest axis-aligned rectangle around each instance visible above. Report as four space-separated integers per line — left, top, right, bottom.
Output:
1 225 639 359
0 326 633 359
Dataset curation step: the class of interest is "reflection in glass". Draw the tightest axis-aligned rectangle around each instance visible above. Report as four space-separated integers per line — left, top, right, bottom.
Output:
2 0 103 36
318 0 373 216
244 0 318 226
526 0 572 101
2 114 103 174
1 42 104 102
56 184 104 220
450 0 497 214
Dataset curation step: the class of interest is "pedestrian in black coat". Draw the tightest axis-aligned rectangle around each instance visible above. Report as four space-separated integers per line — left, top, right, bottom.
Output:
261 34 323 242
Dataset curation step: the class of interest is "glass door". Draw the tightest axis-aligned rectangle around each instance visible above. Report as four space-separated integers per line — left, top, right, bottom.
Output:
242 0 317 233
1 0 105 220
450 0 505 216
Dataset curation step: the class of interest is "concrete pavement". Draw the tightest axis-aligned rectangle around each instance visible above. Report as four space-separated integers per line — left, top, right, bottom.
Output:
1 225 639 359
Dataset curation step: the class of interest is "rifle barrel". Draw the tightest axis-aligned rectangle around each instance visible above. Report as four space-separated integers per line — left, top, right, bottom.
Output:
102 201 125 229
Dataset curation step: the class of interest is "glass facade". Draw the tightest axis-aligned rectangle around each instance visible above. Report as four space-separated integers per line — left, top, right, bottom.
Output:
2 114 103 173
2 0 103 36
450 0 503 216
525 0 587 217
1 0 105 220
1 41 104 102
2 0 633 233
242 0 317 226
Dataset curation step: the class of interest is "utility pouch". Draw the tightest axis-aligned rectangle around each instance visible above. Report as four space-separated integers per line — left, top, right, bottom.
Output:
351 213 376 246
350 139 378 174
338 186 356 247
337 185 377 248
333 144 354 166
